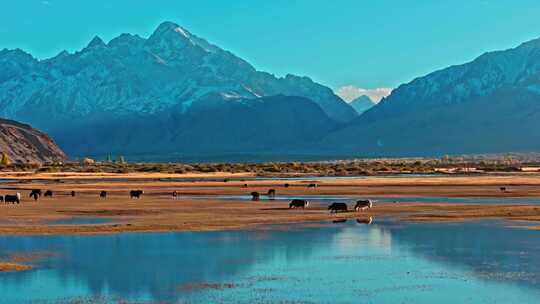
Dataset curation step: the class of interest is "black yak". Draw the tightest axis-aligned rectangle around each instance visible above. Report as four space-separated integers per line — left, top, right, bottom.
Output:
289 199 309 209
328 202 348 213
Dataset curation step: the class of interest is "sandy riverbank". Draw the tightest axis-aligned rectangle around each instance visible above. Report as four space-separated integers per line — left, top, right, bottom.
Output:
1 172 540 235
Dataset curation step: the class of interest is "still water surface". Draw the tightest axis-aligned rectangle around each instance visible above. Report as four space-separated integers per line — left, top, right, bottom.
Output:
198 194 540 205
1 220 539 303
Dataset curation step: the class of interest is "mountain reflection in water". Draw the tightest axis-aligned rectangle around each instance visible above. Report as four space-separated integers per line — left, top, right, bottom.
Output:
0 220 539 303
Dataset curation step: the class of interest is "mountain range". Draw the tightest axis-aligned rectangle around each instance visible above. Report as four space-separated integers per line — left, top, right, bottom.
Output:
2 22 540 160
349 95 376 114
0 21 355 160
320 37 540 156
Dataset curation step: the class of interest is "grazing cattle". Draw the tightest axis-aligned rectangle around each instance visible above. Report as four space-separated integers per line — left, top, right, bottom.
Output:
5 195 19 204
284 183 290 188
251 192 260 201
16 192 21 201
29 189 42 198
71 191 76 197
100 191 107 199
328 202 348 213
289 199 309 209
356 217 373 225
333 219 347 223
44 190 53 197
267 189 276 199
355 199 373 211
0 195 3 203
500 187 507 192
130 190 144 199
172 191 178 199
30 189 41 201
30 192 39 201
307 183 317 189
243 184 248 188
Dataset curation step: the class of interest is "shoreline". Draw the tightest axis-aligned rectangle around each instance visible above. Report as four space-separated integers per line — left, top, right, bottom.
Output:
0 202 539 236
2 172 540 236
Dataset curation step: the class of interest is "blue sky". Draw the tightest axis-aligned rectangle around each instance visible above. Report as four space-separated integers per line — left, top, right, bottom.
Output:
2 0 540 100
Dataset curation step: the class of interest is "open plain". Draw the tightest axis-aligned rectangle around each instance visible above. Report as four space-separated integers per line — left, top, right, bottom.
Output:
2 172 540 235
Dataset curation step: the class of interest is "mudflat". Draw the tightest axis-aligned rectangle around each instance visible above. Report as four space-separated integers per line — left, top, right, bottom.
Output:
1 172 540 235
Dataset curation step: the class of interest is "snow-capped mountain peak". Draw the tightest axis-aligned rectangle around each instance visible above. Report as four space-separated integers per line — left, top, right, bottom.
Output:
0 21 356 138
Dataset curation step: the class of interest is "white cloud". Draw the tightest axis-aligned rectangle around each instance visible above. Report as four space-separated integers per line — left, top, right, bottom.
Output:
41 1 52 6
336 86 393 103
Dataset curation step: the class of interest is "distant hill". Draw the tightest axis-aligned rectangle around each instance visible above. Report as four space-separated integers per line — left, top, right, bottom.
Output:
55 94 338 158
0 21 355 159
0 118 66 163
319 37 540 156
349 95 375 114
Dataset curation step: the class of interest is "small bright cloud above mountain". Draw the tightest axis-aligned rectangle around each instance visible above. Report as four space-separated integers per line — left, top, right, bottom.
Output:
336 86 393 103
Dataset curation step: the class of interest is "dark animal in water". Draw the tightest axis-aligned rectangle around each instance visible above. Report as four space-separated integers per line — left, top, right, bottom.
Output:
251 192 260 201
500 187 507 192
130 190 144 199
289 199 309 209
5 195 19 204
307 183 317 188
284 183 290 188
328 202 348 213
333 219 347 223
355 200 373 211
71 191 76 197
29 189 42 198
356 217 373 225
267 189 276 199
100 191 107 198
44 190 53 197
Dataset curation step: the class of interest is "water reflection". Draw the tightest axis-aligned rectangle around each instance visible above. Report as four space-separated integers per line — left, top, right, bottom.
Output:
201 194 540 205
0 221 540 303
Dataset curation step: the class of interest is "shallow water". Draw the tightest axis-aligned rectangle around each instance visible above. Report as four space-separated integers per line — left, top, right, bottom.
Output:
197 194 540 205
1 220 540 303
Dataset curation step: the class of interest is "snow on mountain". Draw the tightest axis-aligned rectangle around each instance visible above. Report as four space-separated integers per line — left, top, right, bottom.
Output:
0 21 356 158
320 36 540 156
0 21 355 126
364 37 540 122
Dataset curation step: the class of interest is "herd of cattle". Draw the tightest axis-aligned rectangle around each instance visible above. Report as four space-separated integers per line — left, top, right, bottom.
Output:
0 182 374 213
0 189 145 204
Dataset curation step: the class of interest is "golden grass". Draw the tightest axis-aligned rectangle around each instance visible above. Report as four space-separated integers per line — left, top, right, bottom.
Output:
1 172 540 235
0 262 32 272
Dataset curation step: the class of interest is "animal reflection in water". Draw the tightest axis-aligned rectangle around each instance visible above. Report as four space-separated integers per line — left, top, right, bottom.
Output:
356 217 373 225
332 217 373 224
